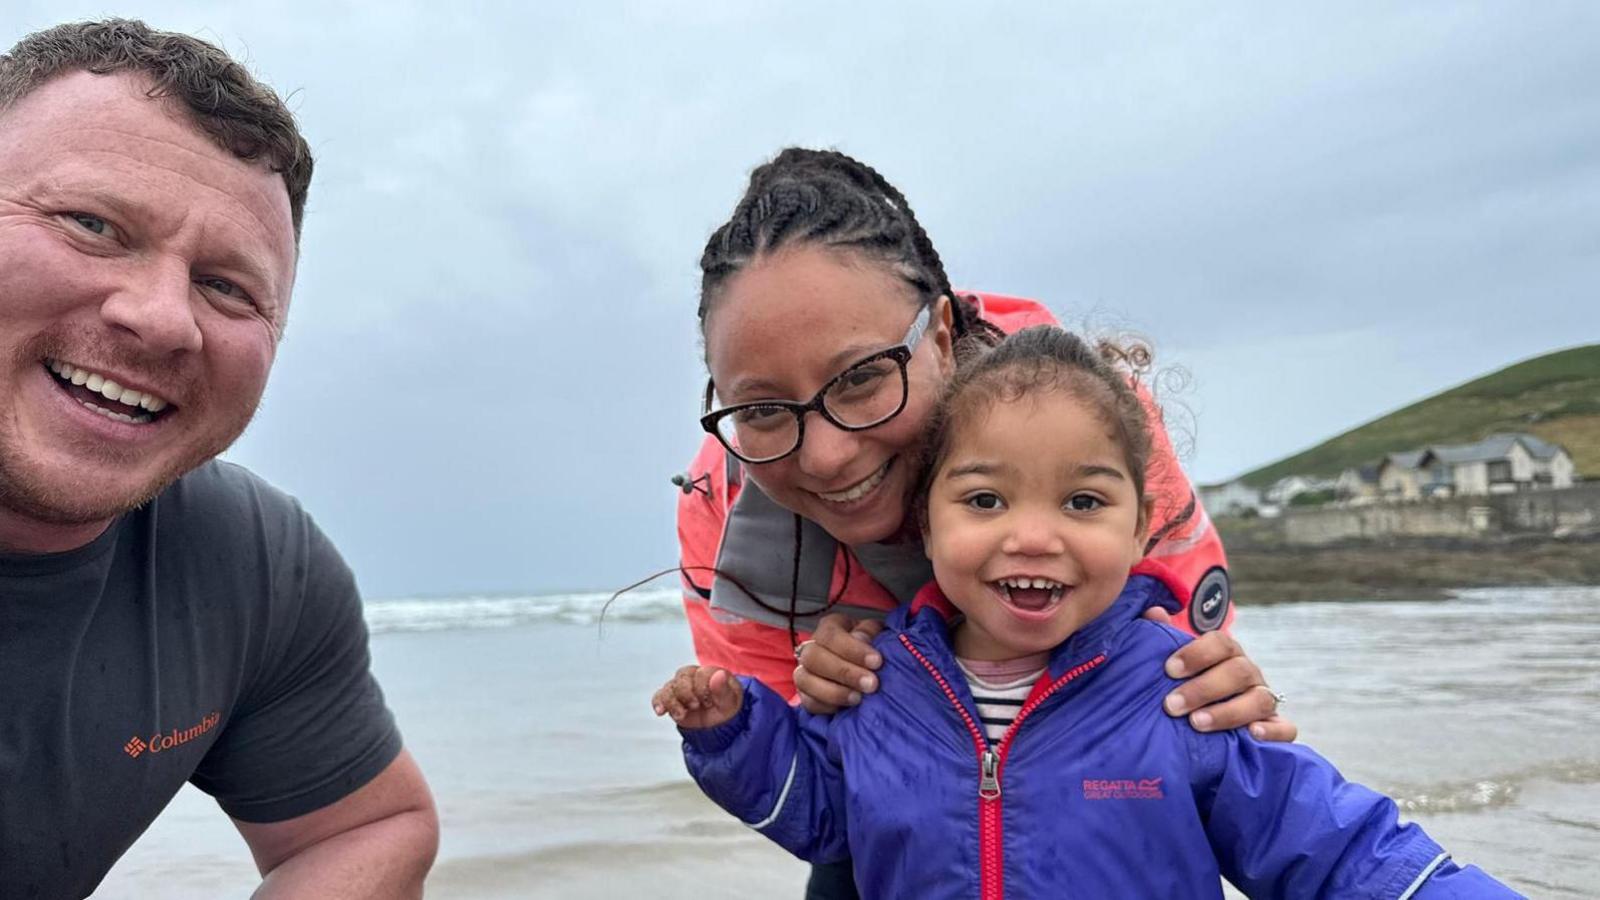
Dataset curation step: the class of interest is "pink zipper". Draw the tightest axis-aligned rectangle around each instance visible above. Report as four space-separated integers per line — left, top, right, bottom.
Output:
900 634 1107 900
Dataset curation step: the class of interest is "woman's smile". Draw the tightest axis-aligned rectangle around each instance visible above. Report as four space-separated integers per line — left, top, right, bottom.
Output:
813 458 894 505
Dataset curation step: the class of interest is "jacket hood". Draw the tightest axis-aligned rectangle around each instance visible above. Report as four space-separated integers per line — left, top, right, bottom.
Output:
890 560 1186 679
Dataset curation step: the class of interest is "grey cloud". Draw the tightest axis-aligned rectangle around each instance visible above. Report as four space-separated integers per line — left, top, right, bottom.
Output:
8 2 1596 596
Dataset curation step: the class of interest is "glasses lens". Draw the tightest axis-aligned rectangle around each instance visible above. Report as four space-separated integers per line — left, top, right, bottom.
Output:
823 356 906 428
716 404 799 462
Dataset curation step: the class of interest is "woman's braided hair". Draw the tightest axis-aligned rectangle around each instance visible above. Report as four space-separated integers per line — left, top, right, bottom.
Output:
698 147 1003 354
695 148 1005 650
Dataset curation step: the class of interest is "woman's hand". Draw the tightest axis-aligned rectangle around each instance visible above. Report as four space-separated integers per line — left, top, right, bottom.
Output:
652 665 745 730
1142 606 1297 741
793 613 887 714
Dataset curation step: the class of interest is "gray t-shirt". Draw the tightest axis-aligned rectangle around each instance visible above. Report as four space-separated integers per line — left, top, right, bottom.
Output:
0 460 401 898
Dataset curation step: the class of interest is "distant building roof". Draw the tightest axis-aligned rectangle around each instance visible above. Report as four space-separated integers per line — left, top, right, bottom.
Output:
1495 432 1565 460
1427 432 1568 465
1384 450 1425 470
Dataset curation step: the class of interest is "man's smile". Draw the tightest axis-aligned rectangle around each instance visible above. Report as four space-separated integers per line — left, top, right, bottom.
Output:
44 358 176 425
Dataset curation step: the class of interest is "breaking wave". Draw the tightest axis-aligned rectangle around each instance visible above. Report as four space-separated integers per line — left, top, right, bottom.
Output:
1388 757 1600 814
363 586 682 633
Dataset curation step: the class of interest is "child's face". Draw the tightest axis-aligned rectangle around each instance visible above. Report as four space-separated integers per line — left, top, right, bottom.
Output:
923 390 1150 661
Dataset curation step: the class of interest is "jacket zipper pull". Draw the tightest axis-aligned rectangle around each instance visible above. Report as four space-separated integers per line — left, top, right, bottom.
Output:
979 748 1001 800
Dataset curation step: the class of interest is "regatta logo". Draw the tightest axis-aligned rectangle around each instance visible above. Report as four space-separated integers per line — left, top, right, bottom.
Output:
124 711 221 759
1083 777 1165 800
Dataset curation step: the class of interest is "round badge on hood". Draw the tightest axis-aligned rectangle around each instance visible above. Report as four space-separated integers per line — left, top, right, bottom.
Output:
1189 567 1231 633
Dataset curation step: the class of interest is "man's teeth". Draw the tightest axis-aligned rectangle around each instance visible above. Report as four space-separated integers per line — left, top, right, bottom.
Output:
76 399 150 424
47 360 170 413
817 462 890 503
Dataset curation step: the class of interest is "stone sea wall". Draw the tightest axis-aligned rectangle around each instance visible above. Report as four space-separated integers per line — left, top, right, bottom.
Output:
1278 483 1600 545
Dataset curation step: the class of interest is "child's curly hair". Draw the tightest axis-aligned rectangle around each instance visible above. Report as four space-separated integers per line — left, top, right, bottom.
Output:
916 325 1158 532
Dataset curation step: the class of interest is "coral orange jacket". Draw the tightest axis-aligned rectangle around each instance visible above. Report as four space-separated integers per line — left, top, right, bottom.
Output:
677 293 1232 699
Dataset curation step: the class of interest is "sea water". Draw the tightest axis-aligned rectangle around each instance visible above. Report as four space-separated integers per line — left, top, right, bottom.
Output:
96 586 1600 898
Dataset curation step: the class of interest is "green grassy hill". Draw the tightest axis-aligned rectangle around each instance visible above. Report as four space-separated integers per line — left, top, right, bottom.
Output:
1239 343 1600 487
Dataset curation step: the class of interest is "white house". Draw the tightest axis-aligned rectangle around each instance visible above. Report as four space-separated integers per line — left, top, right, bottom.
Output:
1265 476 1308 505
1426 433 1577 495
1377 450 1427 501
1198 480 1263 516
1525 434 1578 488
1335 464 1381 505
1373 433 1576 500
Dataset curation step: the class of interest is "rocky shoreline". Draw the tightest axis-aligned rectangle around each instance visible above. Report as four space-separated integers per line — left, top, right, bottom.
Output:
1216 522 1600 603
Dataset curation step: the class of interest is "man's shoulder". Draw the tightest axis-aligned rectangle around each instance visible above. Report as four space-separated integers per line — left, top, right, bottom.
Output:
158 459 303 524
150 460 319 565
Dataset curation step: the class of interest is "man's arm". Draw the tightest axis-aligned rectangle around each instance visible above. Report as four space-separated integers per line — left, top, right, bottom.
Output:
236 750 438 899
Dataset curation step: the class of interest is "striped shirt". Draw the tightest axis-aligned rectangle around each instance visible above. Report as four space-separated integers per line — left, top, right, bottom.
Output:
957 653 1049 743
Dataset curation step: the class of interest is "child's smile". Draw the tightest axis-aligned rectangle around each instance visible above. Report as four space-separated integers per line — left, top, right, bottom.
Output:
923 390 1151 661
991 576 1067 616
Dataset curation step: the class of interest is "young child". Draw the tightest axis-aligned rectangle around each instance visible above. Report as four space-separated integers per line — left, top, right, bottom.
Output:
653 326 1515 899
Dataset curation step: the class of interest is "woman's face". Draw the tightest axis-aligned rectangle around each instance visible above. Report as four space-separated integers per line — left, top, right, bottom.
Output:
703 246 954 546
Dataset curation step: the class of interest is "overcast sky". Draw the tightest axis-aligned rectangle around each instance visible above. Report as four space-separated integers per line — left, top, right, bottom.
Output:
8 2 1597 598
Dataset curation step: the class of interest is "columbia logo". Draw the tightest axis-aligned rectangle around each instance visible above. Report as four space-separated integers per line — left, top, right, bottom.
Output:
122 711 220 760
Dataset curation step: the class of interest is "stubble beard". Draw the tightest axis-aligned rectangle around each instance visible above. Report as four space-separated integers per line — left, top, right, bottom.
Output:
0 444 184 527
0 332 260 529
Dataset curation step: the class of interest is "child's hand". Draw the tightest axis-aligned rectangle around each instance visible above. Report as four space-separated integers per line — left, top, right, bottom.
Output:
652 665 745 729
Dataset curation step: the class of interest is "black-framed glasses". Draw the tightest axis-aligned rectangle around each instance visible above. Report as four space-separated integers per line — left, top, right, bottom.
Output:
700 304 933 464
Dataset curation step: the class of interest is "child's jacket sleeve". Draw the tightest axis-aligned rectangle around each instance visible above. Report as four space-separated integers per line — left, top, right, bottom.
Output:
1192 729 1522 898
679 676 850 865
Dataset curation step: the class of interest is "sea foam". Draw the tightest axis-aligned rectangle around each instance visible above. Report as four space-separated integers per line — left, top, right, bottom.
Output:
363 586 683 633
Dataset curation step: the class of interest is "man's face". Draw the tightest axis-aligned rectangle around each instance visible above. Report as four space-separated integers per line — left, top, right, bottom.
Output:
0 71 297 533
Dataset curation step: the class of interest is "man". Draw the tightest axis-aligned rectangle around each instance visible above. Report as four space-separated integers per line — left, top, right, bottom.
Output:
0 19 437 898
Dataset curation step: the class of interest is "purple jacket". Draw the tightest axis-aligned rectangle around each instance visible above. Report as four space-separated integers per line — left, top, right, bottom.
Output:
681 572 1518 899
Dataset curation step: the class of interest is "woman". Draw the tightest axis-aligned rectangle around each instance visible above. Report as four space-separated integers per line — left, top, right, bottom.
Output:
674 148 1292 898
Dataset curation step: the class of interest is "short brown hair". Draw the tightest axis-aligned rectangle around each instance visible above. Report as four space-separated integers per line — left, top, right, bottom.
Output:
0 18 312 239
